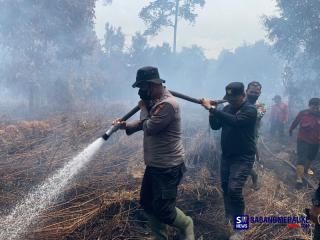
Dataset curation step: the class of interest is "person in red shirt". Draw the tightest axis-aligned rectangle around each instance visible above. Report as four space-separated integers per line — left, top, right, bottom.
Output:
289 98 320 189
270 95 289 140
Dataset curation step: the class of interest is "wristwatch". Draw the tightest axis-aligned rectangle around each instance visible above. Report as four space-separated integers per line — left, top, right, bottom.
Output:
209 105 216 113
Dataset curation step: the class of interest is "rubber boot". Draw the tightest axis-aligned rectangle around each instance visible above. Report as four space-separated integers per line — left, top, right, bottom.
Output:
148 215 168 240
229 231 244 240
171 208 195 240
296 165 304 189
224 218 244 240
224 218 233 237
251 169 260 191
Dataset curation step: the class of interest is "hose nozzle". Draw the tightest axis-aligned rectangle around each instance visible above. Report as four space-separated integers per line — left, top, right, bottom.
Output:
102 125 120 141
102 133 109 140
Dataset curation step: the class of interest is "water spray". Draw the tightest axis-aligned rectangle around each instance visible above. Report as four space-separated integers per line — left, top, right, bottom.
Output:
0 90 225 240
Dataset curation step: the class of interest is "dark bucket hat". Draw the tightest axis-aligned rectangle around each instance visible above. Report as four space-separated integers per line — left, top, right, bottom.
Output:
132 66 165 88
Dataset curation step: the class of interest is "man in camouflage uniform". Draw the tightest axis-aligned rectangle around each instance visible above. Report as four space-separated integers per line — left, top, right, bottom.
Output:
246 81 266 191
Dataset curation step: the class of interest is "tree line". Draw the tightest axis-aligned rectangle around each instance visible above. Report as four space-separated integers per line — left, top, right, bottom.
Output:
2 0 312 117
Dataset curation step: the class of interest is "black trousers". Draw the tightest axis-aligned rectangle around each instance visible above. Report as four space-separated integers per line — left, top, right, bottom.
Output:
314 224 320 240
221 154 255 219
297 139 319 168
140 163 185 224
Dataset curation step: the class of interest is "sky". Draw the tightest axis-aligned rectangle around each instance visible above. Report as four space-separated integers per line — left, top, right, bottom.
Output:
94 0 279 59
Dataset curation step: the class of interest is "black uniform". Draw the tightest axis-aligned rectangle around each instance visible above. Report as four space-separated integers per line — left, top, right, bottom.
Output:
210 100 257 219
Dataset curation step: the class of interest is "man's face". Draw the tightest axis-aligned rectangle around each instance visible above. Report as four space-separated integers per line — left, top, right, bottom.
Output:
246 85 261 104
138 82 161 100
228 94 245 107
246 85 261 97
138 82 152 101
310 104 320 113
274 97 281 104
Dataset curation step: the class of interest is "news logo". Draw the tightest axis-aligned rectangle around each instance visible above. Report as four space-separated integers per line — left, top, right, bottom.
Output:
234 215 249 230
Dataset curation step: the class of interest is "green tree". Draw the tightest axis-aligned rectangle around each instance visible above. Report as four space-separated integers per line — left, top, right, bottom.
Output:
0 0 98 112
104 23 125 57
139 0 205 53
264 0 320 108
129 32 150 69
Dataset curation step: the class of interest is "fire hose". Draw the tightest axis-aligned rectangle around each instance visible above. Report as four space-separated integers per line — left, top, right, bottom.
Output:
260 137 317 190
101 90 226 141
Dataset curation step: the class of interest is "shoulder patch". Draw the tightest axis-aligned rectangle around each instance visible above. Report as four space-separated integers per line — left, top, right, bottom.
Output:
154 103 165 115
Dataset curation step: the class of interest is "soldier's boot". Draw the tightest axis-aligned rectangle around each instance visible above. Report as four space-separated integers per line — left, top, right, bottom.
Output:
148 215 168 240
172 208 195 240
296 165 304 189
224 218 244 240
224 218 233 237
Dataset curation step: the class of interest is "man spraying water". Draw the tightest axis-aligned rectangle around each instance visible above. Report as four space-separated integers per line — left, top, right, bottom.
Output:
0 64 227 240
112 66 195 240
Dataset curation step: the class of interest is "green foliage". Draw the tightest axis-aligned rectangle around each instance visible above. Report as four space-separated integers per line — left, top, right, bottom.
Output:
264 0 320 108
0 0 99 112
139 0 205 51
104 23 125 57
265 0 320 59
0 0 97 59
140 0 205 34
0 1 282 116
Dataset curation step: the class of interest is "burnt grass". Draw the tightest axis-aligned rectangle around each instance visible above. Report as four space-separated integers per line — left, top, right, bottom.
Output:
0 113 318 240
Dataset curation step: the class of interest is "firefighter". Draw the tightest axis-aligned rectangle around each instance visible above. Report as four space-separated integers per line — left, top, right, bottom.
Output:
246 81 266 191
289 98 320 189
113 66 194 240
270 95 288 140
201 82 257 240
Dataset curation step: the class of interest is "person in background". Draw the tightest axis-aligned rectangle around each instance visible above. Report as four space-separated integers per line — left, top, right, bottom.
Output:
111 66 194 240
289 98 320 189
270 95 288 141
246 81 266 191
201 82 257 240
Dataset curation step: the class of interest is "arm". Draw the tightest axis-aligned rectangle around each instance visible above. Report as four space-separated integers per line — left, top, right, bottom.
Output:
289 112 301 133
212 105 257 127
143 103 174 136
209 112 222 130
125 101 151 136
201 98 223 130
125 120 144 136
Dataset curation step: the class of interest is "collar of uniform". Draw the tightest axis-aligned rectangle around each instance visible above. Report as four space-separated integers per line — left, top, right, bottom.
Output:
230 100 247 111
149 87 171 114
153 86 168 104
